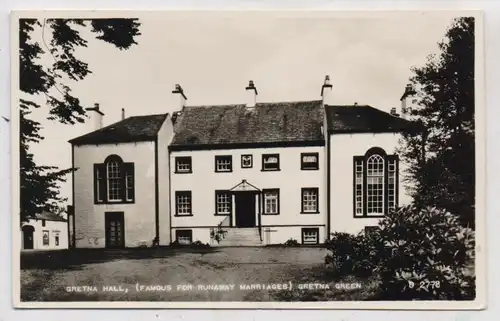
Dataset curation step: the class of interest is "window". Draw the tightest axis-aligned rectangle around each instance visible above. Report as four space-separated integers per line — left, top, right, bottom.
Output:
301 153 319 170
262 154 280 171
353 148 399 217
176 230 193 245
241 154 253 168
107 160 122 201
55 236 60 246
215 190 232 215
175 191 192 216
96 165 104 202
301 228 319 245
301 188 319 213
387 158 397 212
215 155 232 172
263 189 280 215
42 230 49 246
94 155 135 204
354 158 363 215
41 219 46 227
367 154 384 214
175 156 192 173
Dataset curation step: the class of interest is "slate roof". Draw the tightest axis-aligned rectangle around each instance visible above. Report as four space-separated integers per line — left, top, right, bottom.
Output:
69 114 169 145
170 100 324 149
325 105 413 133
29 211 67 222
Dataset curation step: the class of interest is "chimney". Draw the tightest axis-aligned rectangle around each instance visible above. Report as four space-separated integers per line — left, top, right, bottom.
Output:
172 84 187 112
321 75 333 106
85 103 104 131
245 80 258 108
400 84 416 119
390 107 400 117
121 108 125 120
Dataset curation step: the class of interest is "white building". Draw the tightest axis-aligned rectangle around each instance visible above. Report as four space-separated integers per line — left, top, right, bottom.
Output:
69 76 415 248
21 211 69 250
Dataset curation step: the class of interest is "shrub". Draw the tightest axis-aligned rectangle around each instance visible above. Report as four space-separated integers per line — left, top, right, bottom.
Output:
324 205 475 300
325 232 376 278
283 238 300 247
170 240 211 249
372 205 475 300
210 229 228 243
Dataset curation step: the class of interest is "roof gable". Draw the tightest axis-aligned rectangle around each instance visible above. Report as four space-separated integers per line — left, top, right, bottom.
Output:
325 105 413 133
170 100 324 150
69 113 168 145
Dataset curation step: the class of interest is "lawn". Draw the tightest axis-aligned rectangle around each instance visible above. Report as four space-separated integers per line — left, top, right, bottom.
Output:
20 246 376 302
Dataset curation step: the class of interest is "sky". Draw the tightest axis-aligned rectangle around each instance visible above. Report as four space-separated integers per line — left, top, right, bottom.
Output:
20 11 462 203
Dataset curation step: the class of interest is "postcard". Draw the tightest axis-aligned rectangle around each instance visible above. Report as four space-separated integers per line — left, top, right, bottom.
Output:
11 10 486 309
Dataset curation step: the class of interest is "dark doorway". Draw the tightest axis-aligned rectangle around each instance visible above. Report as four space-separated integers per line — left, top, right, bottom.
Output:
22 225 35 250
105 212 125 248
235 192 256 228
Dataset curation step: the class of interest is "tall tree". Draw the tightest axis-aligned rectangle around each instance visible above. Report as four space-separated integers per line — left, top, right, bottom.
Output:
398 17 475 227
19 18 141 222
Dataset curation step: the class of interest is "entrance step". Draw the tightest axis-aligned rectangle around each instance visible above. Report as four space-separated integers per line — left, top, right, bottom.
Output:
212 227 263 247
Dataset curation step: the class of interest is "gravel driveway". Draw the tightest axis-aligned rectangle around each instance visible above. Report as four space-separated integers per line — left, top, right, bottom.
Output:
21 247 327 301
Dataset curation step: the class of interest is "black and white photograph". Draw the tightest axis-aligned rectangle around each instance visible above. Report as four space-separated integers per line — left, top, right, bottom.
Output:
11 10 485 309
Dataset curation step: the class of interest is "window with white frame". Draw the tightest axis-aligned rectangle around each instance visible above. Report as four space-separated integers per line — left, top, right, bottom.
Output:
176 230 192 245
175 156 192 173
215 191 231 215
215 155 232 172
301 188 319 213
301 228 319 245
175 191 192 216
353 148 399 217
107 160 122 201
262 154 280 171
367 154 384 215
301 153 319 170
354 159 363 215
263 189 279 214
387 158 397 212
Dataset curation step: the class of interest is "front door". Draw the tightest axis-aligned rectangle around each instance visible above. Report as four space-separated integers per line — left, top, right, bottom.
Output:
22 226 34 249
235 192 256 228
105 212 125 248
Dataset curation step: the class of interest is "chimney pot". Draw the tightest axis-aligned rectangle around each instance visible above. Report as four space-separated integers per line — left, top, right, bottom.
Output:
121 108 125 120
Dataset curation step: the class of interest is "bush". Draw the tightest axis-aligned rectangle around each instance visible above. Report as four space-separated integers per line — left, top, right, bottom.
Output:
324 205 475 300
283 238 300 247
325 232 376 278
170 240 211 249
373 205 475 300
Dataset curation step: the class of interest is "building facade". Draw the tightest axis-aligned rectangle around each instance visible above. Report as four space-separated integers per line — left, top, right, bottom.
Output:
69 76 415 248
21 211 69 250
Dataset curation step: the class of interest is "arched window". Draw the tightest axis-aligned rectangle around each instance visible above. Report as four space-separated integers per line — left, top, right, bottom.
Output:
94 155 135 204
353 147 398 217
366 154 385 214
106 158 122 201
